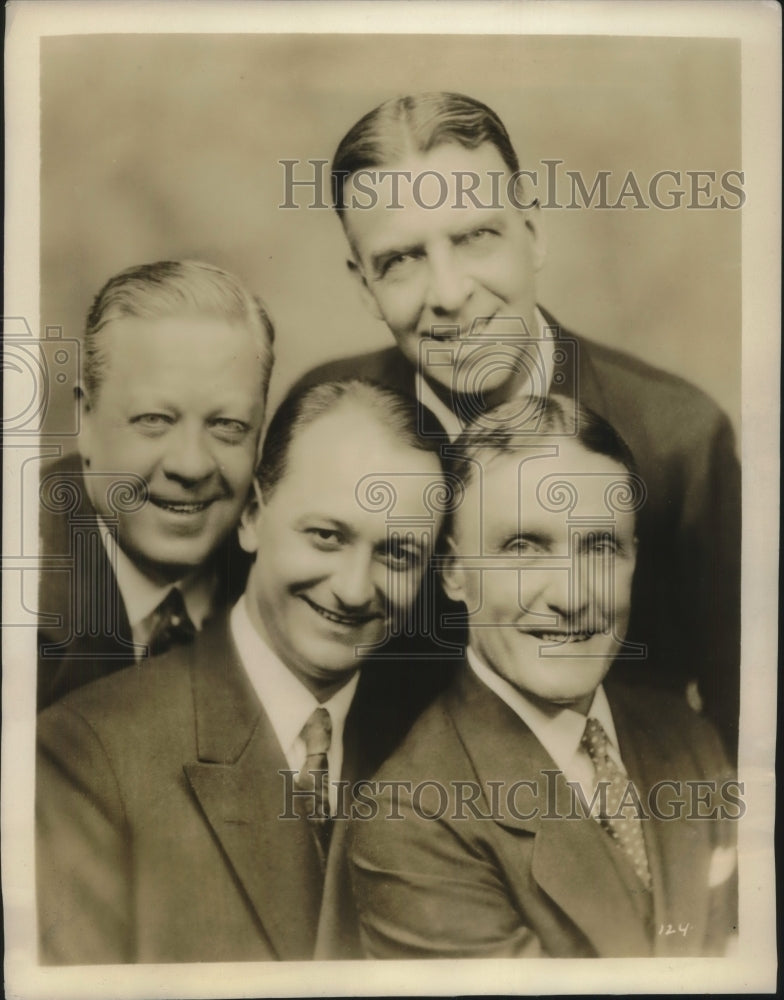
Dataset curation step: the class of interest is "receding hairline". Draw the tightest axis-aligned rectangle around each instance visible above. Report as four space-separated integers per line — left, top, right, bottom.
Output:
96 307 265 337
459 437 633 485
280 394 441 465
447 438 635 543
256 377 446 503
82 259 275 402
86 308 270 393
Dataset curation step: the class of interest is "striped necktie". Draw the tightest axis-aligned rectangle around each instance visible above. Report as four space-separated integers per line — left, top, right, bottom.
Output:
296 706 332 865
581 716 652 890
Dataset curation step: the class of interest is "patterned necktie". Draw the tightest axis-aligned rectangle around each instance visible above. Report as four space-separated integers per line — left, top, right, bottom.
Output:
296 706 332 865
581 716 652 890
146 588 197 658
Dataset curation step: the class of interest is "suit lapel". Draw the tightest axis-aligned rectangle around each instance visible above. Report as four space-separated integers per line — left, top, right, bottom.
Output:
38 456 139 707
183 620 323 960
448 666 653 956
314 665 400 960
540 307 613 423
528 800 653 956
608 684 712 954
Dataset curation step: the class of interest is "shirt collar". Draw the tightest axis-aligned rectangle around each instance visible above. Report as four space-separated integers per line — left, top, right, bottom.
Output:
229 596 360 768
466 645 619 775
96 514 216 629
415 307 554 442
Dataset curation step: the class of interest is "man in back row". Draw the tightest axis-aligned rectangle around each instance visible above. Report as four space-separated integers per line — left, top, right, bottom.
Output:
37 379 448 963
37 260 274 709
300 91 741 758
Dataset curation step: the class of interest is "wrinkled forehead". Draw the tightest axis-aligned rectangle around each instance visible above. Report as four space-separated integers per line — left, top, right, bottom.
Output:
340 142 523 248
452 442 637 540
97 311 264 369
281 408 447 519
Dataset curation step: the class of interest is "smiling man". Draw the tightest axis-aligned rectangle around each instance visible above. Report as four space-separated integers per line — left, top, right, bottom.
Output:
37 260 274 709
298 91 741 761
36 378 449 963
351 397 737 959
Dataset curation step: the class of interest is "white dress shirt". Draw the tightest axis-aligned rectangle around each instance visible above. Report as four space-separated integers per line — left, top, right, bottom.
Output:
466 646 627 810
230 597 359 813
415 307 555 442
97 516 215 652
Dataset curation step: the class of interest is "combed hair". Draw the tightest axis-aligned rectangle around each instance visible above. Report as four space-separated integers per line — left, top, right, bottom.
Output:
83 260 275 404
449 396 639 491
257 378 442 499
331 91 520 213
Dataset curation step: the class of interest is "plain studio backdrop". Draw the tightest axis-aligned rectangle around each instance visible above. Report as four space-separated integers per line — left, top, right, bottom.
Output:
39 33 741 449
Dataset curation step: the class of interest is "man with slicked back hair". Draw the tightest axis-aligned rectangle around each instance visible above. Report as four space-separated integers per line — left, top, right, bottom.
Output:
37 259 274 709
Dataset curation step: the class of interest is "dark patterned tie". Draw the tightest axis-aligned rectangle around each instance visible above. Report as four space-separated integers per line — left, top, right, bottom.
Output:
296 706 332 865
581 716 652 890
146 588 197 658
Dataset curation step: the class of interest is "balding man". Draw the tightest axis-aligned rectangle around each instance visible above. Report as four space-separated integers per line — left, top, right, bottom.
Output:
37 379 449 963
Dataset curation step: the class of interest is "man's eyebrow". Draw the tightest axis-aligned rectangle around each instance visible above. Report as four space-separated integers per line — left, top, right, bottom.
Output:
294 514 353 533
208 404 257 421
450 211 508 237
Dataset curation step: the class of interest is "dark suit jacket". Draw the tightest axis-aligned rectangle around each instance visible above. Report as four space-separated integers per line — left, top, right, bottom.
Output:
36 614 443 964
350 664 738 958
293 312 741 758
37 452 250 711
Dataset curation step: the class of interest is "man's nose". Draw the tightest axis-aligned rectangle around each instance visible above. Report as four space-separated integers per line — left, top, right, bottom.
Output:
161 425 217 483
331 549 377 610
541 558 591 622
424 246 473 317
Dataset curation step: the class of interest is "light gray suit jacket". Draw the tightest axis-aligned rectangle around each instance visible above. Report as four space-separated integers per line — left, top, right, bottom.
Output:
351 665 738 958
37 615 434 963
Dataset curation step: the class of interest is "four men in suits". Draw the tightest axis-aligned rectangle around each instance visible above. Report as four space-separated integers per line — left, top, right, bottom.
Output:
37 260 274 709
351 397 738 958
36 91 742 965
300 91 741 759
36 379 448 963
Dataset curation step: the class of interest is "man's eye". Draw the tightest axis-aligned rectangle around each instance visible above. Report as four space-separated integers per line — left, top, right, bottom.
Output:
503 537 543 557
211 418 249 443
586 535 618 556
306 528 342 549
380 251 420 277
458 227 497 246
133 414 172 432
383 538 422 571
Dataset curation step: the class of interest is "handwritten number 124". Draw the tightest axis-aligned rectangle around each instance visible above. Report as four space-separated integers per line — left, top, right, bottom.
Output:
658 922 691 937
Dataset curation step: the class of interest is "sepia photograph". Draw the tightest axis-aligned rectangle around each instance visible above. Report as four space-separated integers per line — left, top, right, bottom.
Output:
2 1 779 997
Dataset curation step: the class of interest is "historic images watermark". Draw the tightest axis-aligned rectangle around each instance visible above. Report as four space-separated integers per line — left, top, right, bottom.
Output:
279 770 746 823
279 160 746 211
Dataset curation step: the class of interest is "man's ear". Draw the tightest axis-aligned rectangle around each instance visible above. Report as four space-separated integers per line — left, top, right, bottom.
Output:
511 174 546 275
347 257 384 321
238 480 264 555
76 386 93 465
440 535 468 604
525 200 546 274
